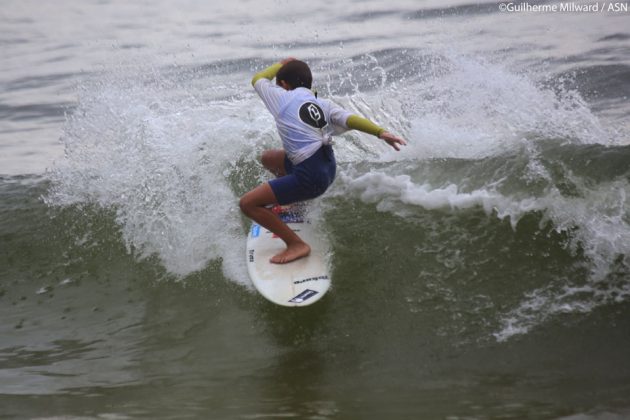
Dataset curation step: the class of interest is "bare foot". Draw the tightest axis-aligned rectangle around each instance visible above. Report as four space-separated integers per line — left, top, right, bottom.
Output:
270 242 311 264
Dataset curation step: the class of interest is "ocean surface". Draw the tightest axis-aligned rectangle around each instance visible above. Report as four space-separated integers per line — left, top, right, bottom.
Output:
2 0 630 418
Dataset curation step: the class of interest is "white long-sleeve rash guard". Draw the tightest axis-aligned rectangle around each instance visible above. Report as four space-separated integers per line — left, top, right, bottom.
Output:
254 77 353 165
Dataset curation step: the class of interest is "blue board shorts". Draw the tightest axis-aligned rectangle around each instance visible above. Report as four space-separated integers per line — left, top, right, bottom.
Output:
269 145 336 205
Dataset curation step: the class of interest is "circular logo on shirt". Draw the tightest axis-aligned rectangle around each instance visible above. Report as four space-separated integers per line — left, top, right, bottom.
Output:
299 102 327 129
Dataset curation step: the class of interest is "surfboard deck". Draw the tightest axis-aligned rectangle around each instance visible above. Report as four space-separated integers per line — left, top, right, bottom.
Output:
246 204 331 307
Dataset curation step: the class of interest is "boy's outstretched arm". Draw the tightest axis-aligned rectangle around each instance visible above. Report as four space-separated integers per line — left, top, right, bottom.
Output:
346 114 407 151
251 57 296 87
251 63 282 87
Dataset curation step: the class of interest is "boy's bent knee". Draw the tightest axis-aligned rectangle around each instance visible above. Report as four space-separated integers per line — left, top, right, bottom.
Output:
260 150 271 166
239 196 252 214
260 151 275 170
240 183 278 216
260 149 286 175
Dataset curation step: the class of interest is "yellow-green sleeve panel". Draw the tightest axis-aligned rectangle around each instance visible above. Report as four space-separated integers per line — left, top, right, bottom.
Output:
251 63 283 87
346 114 386 137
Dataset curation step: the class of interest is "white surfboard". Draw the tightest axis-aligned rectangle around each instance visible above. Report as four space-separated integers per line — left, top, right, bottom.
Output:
246 204 331 307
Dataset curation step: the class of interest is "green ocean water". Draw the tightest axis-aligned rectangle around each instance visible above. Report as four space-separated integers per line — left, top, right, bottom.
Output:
3 139 630 418
3 0 630 418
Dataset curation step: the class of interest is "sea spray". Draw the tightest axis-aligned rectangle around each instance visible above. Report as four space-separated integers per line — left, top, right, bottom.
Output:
45 63 274 282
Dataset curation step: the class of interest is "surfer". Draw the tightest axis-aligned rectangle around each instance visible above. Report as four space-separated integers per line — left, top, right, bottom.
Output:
240 57 406 264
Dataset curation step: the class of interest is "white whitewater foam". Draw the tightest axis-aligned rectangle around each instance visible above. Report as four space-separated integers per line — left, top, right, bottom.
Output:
46 64 276 283
392 53 614 161
338 171 542 224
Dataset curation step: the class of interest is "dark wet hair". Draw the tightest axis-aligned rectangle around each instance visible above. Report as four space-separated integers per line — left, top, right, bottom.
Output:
276 60 312 89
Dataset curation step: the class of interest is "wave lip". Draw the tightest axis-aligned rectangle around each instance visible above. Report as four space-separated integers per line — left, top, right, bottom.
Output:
44 64 268 281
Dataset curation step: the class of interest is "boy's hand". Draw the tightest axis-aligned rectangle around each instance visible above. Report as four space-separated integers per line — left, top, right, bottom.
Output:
379 132 407 151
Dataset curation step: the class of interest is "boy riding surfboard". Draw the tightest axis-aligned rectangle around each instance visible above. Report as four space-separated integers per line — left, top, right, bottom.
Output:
239 57 406 264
